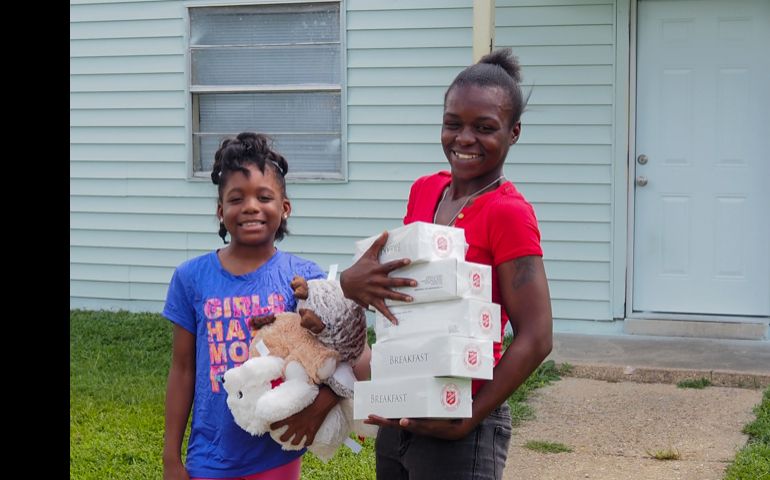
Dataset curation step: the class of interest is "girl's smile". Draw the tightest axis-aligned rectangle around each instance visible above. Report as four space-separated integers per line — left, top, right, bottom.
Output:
218 164 290 250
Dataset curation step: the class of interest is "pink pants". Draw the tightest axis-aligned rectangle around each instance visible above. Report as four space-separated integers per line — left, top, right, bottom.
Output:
192 457 301 480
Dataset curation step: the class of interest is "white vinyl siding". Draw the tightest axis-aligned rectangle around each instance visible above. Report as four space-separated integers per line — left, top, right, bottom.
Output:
70 0 618 326
496 0 616 321
71 0 188 311
278 0 477 272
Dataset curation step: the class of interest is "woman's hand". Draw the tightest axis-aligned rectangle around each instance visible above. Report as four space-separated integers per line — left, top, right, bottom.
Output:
269 385 340 447
339 231 417 324
363 415 476 441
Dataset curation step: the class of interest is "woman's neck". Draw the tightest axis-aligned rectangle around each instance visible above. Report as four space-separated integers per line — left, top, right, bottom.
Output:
217 243 277 276
448 171 505 200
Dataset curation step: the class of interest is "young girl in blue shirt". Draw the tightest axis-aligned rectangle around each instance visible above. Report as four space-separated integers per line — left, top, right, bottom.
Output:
162 132 341 480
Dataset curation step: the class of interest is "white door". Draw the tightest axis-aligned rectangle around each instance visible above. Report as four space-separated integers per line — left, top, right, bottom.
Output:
633 0 770 317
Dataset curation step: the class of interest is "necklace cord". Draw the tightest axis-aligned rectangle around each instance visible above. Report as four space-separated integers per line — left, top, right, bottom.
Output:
433 175 506 225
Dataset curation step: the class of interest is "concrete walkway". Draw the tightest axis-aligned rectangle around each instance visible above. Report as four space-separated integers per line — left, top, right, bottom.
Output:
502 333 769 480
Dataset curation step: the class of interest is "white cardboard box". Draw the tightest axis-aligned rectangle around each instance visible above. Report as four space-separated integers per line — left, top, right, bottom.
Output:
385 258 492 306
371 335 493 380
353 221 467 265
375 298 502 343
353 376 472 419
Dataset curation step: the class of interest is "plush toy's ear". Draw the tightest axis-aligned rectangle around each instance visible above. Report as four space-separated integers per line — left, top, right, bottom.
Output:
249 313 276 333
298 308 325 334
291 275 309 300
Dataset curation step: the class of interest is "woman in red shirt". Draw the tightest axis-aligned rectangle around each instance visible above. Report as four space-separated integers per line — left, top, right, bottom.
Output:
341 48 553 480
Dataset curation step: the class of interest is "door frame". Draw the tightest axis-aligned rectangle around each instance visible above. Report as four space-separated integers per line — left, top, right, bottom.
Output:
622 0 765 324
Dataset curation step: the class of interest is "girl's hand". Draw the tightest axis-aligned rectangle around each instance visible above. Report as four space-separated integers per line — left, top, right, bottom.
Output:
163 459 190 480
269 385 340 447
363 415 475 441
339 231 417 324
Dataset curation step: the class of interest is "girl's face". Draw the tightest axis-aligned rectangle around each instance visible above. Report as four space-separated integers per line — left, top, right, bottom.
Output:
441 84 521 182
217 164 290 249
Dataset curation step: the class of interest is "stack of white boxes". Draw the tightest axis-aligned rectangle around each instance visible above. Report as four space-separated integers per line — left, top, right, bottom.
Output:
352 222 501 419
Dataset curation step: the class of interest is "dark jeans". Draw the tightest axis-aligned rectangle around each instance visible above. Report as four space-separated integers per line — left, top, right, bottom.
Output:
375 402 512 480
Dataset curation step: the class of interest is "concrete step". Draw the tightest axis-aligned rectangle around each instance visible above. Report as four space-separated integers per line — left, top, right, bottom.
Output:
547 332 770 389
624 318 768 340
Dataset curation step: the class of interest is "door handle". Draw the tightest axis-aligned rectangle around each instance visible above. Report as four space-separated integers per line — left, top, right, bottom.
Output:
636 176 648 187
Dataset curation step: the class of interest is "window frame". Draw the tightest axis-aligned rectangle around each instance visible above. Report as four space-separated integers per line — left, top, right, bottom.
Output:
184 0 347 183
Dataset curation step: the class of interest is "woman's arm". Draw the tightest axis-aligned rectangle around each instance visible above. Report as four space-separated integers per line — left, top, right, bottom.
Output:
469 255 553 425
163 325 196 480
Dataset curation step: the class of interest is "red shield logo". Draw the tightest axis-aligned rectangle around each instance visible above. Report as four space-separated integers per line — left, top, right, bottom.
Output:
433 233 452 257
441 383 461 411
480 310 491 330
467 349 478 366
471 271 481 290
436 236 448 252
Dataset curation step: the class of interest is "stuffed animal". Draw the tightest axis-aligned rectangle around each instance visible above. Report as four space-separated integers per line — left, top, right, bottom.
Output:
222 277 375 462
292 276 368 362
222 355 285 436
247 310 340 385
292 275 368 398
222 344 356 461
223 354 320 437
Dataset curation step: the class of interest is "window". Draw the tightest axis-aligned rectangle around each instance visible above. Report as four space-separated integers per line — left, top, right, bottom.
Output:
189 2 343 180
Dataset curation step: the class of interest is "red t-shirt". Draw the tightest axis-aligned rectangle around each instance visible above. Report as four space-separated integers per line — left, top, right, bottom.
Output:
403 171 543 395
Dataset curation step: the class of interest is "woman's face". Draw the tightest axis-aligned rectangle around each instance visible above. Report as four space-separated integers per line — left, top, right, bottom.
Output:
441 84 520 182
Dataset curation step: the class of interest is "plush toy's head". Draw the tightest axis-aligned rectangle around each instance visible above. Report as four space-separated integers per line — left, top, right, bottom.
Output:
248 311 339 385
292 276 367 363
222 356 285 436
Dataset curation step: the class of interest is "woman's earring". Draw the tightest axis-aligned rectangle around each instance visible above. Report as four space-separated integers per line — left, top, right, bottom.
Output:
283 214 288 219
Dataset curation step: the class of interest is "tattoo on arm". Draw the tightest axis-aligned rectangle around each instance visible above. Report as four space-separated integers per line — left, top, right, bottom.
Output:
511 256 536 289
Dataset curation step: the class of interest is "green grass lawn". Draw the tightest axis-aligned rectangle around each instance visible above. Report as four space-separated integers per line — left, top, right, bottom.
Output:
70 310 173 479
723 386 770 480
70 310 563 479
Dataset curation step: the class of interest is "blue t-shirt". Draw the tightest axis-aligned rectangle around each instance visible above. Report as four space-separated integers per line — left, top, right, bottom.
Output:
163 249 325 478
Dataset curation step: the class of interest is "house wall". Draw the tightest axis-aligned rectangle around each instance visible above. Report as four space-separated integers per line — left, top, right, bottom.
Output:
71 0 195 312
70 0 621 329
496 0 619 329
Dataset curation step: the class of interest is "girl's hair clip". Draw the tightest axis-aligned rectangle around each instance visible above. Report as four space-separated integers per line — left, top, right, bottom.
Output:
270 160 285 176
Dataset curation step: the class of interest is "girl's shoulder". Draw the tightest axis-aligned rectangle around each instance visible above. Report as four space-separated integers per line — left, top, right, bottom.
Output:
171 251 219 281
165 252 219 308
274 250 326 280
